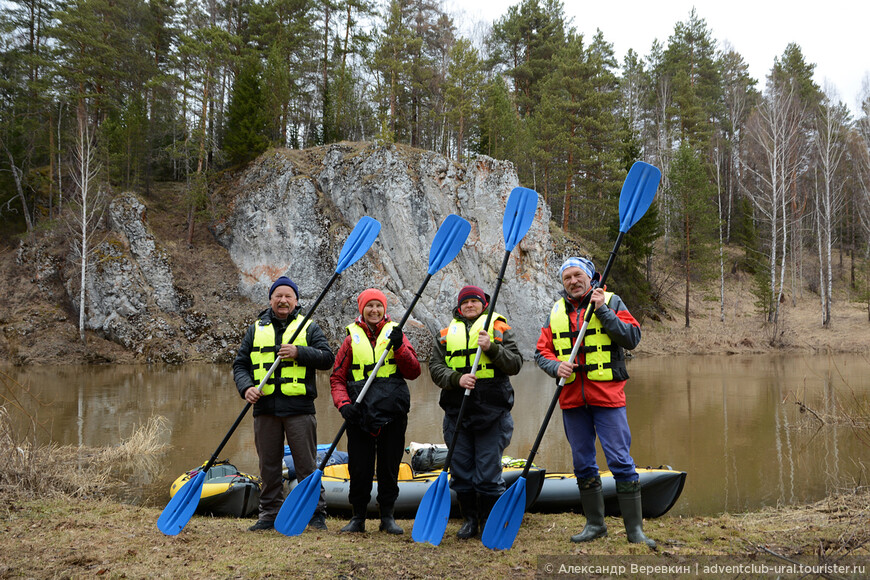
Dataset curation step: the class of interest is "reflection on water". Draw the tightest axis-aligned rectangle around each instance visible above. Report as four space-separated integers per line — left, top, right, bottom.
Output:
2 354 868 516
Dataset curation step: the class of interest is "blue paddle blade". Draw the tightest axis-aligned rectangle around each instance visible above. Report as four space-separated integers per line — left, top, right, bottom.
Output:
275 470 323 537
427 214 471 275
481 477 527 550
618 162 661 233
503 187 538 251
335 216 381 273
157 470 206 536
411 471 451 545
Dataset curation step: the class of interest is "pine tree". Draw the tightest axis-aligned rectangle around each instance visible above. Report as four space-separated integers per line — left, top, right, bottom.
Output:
444 38 483 161
224 56 269 166
1 0 57 232
252 0 316 147
487 0 566 119
475 76 520 163
331 0 377 142
660 8 721 150
668 141 718 327
372 0 416 143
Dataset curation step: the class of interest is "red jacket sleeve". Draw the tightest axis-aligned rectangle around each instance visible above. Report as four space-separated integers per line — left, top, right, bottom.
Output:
393 336 421 380
535 325 559 362
329 335 354 408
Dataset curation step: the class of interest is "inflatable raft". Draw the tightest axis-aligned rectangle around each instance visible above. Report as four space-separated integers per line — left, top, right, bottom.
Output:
530 467 687 518
281 444 685 517
169 461 261 518
170 450 685 520
285 461 547 516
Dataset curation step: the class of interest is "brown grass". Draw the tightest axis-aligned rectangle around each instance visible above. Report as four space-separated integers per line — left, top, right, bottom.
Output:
0 488 867 579
0 407 168 502
0 407 867 578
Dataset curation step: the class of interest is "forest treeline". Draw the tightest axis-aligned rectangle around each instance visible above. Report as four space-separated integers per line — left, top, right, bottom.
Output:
2 0 869 336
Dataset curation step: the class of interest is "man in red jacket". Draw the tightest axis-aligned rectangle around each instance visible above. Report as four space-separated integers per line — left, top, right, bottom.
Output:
535 257 655 548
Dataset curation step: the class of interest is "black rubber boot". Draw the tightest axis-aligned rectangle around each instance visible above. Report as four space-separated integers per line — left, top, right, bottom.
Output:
616 481 656 549
340 505 367 533
378 505 403 535
477 494 499 534
571 479 608 543
456 492 478 539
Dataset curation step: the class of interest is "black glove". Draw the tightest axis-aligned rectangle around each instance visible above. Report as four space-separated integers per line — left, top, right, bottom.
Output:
340 403 361 424
388 326 404 351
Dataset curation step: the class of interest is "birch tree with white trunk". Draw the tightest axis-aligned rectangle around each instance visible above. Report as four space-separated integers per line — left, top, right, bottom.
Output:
68 102 106 343
855 78 870 320
812 85 849 327
743 81 808 334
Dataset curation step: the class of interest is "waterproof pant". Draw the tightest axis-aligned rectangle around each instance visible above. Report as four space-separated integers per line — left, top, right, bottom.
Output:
254 413 326 521
562 405 638 482
442 412 513 496
345 415 407 509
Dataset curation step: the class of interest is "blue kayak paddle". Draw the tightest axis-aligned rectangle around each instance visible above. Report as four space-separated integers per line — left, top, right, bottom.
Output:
411 186 538 546
157 216 381 536
274 214 472 537
481 161 662 551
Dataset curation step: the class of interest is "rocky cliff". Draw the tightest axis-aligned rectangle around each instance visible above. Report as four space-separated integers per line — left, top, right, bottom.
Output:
212 143 558 356
2 143 567 365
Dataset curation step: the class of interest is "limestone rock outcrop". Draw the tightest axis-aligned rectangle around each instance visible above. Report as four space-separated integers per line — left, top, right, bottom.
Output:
213 143 558 357
8 143 564 364
74 193 187 362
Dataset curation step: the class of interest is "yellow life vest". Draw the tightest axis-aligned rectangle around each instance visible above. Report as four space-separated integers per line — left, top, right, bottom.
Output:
444 312 506 379
250 315 311 396
347 321 399 382
549 294 617 382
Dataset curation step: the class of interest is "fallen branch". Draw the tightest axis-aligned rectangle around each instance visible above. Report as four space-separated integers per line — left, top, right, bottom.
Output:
795 400 826 425
757 545 840 580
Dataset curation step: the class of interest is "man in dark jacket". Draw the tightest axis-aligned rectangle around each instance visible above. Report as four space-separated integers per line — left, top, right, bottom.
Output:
429 285 523 540
233 276 335 531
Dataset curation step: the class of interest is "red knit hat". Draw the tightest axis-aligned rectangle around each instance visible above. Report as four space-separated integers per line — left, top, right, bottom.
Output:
457 285 488 309
357 288 387 315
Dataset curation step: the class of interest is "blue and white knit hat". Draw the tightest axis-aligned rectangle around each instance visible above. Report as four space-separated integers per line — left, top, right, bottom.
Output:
559 257 595 279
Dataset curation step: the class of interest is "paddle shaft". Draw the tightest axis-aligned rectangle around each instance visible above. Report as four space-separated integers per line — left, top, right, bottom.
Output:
200 270 340 475
519 231 626 479
317 272 434 471
441 248 511 471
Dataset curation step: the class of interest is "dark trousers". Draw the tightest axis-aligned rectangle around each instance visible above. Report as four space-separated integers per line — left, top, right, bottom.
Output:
345 415 407 510
442 412 513 496
254 413 326 521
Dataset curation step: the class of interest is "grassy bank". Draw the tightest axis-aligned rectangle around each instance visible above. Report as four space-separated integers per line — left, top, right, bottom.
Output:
1 413 868 579
1 489 868 579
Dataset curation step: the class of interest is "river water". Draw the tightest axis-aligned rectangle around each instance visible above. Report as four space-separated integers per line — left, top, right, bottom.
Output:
3 354 868 516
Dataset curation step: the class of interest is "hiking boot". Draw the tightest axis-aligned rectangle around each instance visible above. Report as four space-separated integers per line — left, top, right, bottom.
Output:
308 512 328 531
248 519 274 531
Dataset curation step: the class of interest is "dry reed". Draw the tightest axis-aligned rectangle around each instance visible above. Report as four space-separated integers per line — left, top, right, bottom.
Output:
0 408 169 501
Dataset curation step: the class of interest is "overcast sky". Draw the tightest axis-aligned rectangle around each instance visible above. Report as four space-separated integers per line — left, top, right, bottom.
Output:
445 0 869 116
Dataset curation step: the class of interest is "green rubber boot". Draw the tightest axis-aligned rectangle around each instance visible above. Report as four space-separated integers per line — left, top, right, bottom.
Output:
616 481 656 549
570 478 608 543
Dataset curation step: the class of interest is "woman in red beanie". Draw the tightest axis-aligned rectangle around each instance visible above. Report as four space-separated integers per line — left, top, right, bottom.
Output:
429 285 523 540
330 288 421 534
